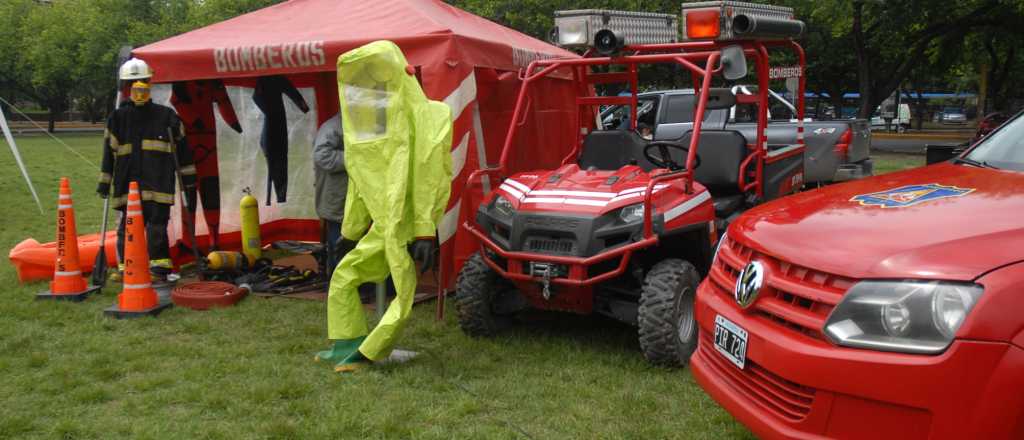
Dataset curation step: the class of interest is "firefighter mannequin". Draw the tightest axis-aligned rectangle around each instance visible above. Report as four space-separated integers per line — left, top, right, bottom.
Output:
315 41 452 373
97 58 197 280
171 80 243 251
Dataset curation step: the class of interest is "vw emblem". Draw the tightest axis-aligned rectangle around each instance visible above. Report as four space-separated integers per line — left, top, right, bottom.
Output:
734 261 765 308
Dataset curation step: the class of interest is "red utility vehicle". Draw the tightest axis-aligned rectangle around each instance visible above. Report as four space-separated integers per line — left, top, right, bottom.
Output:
692 110 1024 437
455 5 808 365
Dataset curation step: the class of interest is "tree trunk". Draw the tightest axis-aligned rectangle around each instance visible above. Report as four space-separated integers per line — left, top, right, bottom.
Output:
990 45 1016 112
913 93 927 131
47 108 56 133
852 1 873 119
977 62 989 118
829 92 846 119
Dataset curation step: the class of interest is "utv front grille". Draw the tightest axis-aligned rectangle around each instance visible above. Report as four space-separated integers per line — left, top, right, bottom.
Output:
525 237 575 255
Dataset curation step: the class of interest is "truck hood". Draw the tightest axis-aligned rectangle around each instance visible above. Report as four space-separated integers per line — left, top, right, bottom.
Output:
732 162 1024 280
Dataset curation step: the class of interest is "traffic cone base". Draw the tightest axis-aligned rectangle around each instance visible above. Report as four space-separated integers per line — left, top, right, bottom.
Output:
36 285 101 302
103 301 172 319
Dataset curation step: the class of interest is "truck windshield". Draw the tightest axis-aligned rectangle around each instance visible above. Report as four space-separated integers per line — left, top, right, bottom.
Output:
964 112 1024 171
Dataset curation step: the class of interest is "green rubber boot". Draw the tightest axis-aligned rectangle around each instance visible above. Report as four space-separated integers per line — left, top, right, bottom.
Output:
334 350 371 374
314 337 366 364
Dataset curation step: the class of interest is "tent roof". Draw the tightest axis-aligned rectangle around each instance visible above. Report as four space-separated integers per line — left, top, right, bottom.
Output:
134 0 576 82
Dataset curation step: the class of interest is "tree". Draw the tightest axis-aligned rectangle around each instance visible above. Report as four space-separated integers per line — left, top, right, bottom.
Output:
847 0 1002 118
0 0 39 114
20 1 81 132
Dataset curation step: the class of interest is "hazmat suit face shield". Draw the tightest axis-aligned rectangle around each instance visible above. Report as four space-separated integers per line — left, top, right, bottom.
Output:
338 51 406 142
130 80 152 106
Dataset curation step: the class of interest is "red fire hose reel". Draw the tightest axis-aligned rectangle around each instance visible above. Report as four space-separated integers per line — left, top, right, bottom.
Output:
171 281 249 310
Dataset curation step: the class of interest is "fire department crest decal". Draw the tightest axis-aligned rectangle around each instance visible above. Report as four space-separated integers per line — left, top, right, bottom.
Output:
851 183 974 208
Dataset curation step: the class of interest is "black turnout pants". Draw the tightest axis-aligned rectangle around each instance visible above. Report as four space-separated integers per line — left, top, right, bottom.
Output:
116 201 171 263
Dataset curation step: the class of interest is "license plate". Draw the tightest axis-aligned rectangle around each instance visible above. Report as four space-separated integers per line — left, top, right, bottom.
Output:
714 315 748 369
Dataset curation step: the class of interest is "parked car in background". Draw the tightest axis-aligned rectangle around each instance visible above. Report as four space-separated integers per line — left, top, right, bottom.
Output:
934 107 968 124
600 88 872 185
972 112 1011 142
691 110 1024 439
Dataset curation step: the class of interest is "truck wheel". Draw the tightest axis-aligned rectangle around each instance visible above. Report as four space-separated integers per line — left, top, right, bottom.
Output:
638 259 700 367
455 253 515 337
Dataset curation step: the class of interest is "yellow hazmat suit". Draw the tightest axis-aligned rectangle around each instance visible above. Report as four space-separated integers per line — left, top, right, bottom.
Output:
316 41 452 371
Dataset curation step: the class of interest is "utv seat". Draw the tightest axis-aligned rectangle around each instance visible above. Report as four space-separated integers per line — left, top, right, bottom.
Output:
673 130 749 218
578 130 657 171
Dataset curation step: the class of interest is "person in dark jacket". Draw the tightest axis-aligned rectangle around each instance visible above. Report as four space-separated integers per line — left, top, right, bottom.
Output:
171 79 243 251
253 75 309 205
98 58 197 280
313 113 348 282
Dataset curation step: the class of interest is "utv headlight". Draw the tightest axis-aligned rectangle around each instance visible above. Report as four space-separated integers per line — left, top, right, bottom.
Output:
619 203 645 223
493 195 515 217
824 280 983 354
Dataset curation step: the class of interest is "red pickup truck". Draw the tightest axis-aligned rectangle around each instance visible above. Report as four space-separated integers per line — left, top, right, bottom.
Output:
691 111 1024 439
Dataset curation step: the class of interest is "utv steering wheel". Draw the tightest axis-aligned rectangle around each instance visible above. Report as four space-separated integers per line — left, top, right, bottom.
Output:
643 141 701 171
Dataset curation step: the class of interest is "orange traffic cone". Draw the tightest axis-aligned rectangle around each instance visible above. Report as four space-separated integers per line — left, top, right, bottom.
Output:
104 181 172 318
37 177 101 302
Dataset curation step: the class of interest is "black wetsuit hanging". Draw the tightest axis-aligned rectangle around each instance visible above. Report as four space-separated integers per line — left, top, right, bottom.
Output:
252 75 309 204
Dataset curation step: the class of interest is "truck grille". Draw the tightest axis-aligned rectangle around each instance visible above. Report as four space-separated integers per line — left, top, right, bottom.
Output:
708 236 853 340
696 331 815 421
525 237 575 255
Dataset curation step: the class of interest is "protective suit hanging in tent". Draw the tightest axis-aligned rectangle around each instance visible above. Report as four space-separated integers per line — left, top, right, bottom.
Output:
316 40 452 373
171 79 243 251
252 75 310 204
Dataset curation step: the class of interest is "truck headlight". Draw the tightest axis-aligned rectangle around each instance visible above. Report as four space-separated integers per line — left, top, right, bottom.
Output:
493 195 515 217
619 203 644 223
712 230 728 265
824 281 983 354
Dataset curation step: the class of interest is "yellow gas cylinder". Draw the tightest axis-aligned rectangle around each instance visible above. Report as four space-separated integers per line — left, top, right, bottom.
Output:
240 188 261 263
205 251 252 271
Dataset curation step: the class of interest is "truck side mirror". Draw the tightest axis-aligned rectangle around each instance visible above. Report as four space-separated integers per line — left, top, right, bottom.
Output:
720 45 747 81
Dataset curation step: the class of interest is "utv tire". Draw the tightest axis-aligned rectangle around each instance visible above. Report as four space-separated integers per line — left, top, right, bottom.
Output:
638 259 700 367
455 253 514 337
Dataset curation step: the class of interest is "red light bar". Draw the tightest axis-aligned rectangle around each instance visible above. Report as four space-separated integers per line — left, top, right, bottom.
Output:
686 9 721 39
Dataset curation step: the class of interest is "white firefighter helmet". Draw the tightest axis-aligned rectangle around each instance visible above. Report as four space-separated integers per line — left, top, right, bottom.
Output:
119 58 153 81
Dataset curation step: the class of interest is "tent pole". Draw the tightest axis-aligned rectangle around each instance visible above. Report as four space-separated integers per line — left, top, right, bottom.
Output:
0 104 44 214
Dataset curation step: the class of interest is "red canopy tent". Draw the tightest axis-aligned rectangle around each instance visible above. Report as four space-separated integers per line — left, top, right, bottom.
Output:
131 0 580 289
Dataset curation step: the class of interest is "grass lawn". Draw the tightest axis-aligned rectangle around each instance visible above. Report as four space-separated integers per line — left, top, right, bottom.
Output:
872 152 924 175
0 133 926 439
1 133 750 439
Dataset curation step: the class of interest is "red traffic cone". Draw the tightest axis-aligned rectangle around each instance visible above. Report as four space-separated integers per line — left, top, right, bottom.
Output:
37 177 101 301
104 182 172 318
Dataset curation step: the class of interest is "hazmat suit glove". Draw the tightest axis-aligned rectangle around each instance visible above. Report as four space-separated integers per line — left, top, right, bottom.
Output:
229 121 243 134
408 239 436 274
335 237 358 257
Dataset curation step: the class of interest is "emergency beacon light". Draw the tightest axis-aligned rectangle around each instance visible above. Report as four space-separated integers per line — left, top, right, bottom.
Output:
681 1 804 41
